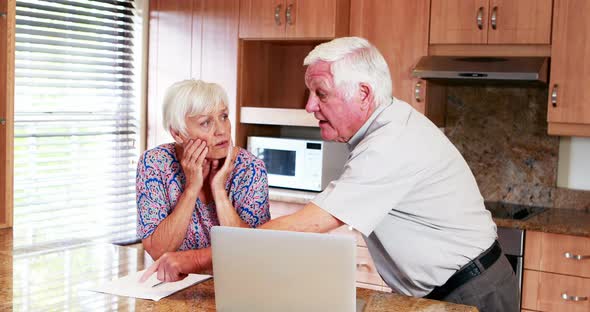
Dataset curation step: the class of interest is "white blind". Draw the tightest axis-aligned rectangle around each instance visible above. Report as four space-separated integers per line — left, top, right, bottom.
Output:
13 0 142 248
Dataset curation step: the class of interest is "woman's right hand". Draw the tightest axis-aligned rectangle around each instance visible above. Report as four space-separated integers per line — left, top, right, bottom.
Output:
180 139 209 194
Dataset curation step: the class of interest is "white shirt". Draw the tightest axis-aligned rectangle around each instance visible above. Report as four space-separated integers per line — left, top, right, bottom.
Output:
312 97 497 297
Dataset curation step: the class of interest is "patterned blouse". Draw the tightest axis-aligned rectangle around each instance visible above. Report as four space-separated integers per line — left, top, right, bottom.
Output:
136 143 270 250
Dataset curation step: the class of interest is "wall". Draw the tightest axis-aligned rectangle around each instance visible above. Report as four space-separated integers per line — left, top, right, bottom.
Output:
444 86 590 211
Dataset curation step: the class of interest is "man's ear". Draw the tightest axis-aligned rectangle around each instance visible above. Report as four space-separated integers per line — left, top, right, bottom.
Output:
170 129 185 144
358 83 374 111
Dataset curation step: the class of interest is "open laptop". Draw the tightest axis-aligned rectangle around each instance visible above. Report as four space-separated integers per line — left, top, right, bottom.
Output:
211 226 357 312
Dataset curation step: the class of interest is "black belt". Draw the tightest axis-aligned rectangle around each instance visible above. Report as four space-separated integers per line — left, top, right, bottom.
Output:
425 240 502 300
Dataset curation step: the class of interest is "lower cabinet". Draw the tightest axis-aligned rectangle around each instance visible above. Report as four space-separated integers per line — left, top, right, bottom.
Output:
522 231 590 312
269 200 390 291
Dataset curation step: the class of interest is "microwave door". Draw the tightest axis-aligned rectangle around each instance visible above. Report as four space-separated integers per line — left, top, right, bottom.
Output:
252 139 307 189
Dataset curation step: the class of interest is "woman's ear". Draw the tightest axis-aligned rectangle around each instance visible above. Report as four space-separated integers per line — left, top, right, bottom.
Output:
170 129 185 144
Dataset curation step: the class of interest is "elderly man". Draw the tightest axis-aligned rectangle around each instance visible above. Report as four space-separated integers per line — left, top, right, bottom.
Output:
141 37 518 312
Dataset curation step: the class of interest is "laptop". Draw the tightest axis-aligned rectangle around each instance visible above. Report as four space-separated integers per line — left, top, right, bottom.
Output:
211 226 357 312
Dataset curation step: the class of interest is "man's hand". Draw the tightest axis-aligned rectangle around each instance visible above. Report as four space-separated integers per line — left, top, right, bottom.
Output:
139 249 211 283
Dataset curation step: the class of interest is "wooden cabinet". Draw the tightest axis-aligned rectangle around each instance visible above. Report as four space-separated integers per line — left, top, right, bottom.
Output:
522 231 590 311
0 1 14 229
350 0 446 125
238 0 349 39
430 0 552 45
147 0 239 148
547 0 590 137
269 200 390 291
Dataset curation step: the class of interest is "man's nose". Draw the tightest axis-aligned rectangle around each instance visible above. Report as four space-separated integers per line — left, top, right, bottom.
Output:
305 96 319 113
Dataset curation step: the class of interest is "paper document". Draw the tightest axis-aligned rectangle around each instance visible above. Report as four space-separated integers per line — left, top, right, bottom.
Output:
88 269 212 301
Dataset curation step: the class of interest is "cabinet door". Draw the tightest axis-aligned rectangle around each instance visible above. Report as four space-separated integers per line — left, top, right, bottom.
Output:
547 0 590 128
430 0 489 44
239 0 285 39
350 0 430 112
284 0 348 39
487 0 552 44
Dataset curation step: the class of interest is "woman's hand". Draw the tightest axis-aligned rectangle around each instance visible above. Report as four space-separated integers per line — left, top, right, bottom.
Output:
210 143 236 198
180 139 209 194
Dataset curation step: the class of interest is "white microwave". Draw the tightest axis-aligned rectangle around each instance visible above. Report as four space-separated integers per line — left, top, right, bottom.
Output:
247 136 349 192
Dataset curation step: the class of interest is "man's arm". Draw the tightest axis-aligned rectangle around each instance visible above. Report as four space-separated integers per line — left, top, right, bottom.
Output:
140 202 343 282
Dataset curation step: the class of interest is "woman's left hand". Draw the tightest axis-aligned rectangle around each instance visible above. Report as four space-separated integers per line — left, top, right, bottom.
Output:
210 142 236 198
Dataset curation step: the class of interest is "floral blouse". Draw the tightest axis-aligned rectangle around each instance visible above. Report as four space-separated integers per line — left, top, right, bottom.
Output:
136 143 270 250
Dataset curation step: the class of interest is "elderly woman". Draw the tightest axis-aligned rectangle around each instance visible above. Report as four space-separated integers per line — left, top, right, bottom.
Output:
136 79 270 260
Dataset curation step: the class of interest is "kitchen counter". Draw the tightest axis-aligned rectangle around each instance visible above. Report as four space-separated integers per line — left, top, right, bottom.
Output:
0 229 477 312
270 188 590 238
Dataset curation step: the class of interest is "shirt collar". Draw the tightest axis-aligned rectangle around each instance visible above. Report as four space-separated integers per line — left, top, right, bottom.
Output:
347 98 393 150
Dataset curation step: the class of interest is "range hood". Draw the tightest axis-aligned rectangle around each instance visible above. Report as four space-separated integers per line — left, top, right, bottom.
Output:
412 56 548 84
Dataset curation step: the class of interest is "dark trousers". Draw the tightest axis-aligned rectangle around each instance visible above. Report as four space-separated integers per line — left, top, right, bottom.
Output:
434 254 519 312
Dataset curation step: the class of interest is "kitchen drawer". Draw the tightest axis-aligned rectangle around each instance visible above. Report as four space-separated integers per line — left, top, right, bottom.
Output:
356 246 384 286
522 270 590 312
525 231 590 278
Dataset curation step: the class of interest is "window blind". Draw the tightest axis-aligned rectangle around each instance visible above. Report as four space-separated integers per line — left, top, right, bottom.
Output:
13 0 142 249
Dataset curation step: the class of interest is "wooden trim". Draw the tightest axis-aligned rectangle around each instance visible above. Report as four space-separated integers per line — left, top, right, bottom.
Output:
0 0 15 229
548 123 590 137
428 44 551 57
240 107 318 127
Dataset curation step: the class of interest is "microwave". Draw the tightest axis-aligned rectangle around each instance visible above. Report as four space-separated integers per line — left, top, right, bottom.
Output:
247 136 349 192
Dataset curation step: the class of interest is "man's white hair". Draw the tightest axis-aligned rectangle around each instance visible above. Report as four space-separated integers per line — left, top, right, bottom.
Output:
303 37 392 107
162 79 229 136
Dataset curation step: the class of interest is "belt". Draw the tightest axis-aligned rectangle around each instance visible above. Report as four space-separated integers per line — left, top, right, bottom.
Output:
425 240 502 300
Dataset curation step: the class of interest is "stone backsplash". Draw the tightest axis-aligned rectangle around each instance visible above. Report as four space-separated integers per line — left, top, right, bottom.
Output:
443 86 590 211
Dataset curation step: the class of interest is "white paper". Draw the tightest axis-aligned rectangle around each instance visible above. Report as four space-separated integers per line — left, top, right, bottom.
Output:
87 269 212 301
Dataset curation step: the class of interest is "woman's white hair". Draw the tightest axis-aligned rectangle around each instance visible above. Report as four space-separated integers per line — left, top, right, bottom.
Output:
162 79 229 136
303 37 392 108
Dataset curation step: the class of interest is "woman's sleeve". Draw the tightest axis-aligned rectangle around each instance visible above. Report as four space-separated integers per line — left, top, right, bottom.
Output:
136 150 170 239
231 157 271 228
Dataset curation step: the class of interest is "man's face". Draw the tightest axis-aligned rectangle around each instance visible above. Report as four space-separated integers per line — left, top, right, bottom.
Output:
304 62 366 143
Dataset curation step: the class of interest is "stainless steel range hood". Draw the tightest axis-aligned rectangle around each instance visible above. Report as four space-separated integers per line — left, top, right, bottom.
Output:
412 56 548 84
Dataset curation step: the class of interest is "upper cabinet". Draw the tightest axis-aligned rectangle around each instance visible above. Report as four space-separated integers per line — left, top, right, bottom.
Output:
350 0 445 125
430 0 552 45
547 0 590 136
239 0 349 39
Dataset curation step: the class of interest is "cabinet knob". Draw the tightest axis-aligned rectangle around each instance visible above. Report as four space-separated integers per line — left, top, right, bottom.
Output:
0 12 6 17
476 7 484 30
564 252 590 260
286 4 293 25
551 84 558 107
274 4 282 26
491 6 498 30
414 81 422 103
0 118 5 125
561 293 588 302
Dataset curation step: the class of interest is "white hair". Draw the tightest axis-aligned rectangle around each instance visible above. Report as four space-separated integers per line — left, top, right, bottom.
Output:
303 37 392 107
162 79 229 136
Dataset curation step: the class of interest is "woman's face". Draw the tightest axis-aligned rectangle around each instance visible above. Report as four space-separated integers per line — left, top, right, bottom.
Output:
182 106 231 160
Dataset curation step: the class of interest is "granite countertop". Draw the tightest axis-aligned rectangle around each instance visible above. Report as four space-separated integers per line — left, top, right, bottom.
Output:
0 229 477 312
270 188 590 238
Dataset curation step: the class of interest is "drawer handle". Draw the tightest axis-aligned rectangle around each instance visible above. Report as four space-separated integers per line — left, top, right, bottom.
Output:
357 262 370 270
551 84 558 107
562 293 588 302
491 6 498 30
286 3 293 25
564 252 590 260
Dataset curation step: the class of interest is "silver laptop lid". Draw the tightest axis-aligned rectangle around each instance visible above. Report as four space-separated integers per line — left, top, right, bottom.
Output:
211 226 356 312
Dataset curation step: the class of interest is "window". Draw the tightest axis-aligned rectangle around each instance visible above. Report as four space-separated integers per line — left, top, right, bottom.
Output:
13 0 143 248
